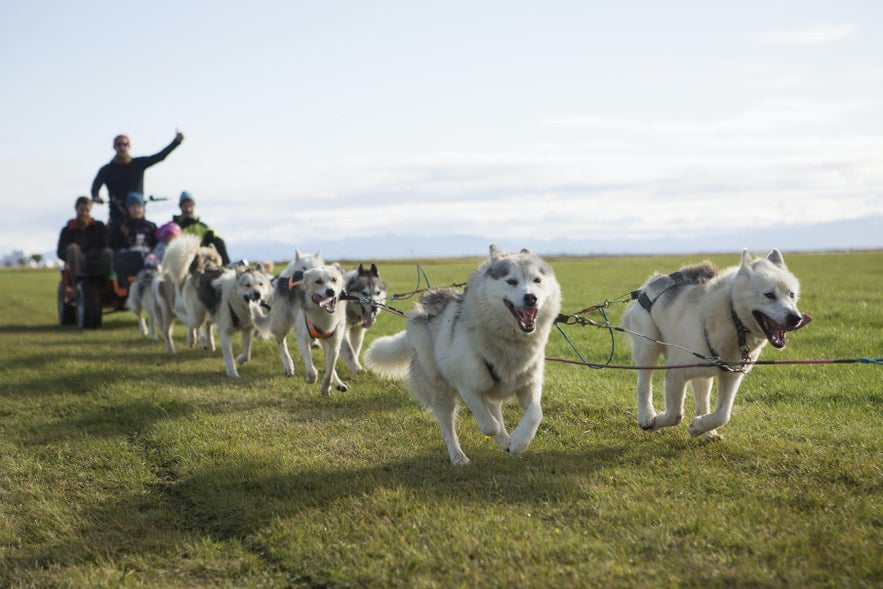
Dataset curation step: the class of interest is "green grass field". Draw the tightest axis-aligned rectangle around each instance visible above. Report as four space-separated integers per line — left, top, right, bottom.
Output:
1 251 881 588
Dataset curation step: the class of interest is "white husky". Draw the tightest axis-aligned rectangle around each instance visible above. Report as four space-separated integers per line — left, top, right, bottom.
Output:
263 264 349 394
365 245 562 466
621 249 812 440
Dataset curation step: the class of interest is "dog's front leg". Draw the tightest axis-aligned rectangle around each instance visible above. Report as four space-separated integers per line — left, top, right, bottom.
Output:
319 333 348 395
509 385 543 456
340 326 364 373
488 399 511 451
276 334 296 376
294 317 319 384
220 330 239 377
458 386 505 440
236 329 253 366
689 373 743 438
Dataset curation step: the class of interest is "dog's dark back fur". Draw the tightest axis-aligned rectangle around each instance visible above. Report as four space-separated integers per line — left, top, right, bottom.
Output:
410 287 462 321
196 268 225 314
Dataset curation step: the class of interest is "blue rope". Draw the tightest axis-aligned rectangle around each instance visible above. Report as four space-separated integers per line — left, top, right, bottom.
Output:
389 264 432 302
555 306 617 369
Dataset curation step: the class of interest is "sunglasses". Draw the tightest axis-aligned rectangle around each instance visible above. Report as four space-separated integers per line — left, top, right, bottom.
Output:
115 141 129 147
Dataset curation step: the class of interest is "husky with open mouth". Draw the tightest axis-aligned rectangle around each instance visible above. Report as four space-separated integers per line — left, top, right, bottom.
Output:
365 245 562 466
621 249 812 440
263 264 349 394
340 263 387 373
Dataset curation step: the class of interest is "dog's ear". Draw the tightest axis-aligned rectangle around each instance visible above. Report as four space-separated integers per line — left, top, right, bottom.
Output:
357 263 365 275
489 244 503 258
370 263 378 277
738 249 753 275
767 249 786 268
520 248 531 254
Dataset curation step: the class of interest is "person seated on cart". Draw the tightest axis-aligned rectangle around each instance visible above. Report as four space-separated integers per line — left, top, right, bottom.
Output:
108 192 160 285
109 192 159 252
173 191 230 265
57 196 113 283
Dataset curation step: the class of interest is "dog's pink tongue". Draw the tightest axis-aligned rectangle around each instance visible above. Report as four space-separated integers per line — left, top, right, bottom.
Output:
792 313 812 330
312 294 336 312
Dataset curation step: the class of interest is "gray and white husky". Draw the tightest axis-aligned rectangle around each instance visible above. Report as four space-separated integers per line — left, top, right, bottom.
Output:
178 263 272 377
341 263 387 373
262 264 350 394
621 249 812 440
365 245 562 466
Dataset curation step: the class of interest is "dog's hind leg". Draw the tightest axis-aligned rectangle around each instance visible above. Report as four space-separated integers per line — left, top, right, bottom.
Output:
689 372 744 438
646 369 689 431
632 339 663 430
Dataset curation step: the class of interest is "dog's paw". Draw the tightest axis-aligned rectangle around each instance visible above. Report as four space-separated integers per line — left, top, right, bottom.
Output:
304 371 318 384
700 430 723 443
639 415 658 432
688 417 709 438
335 382 348 392
451 454 471 466
236 353 248 365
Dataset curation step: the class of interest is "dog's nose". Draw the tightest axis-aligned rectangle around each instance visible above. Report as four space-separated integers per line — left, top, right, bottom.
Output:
325 288 336 298
785 312 803 328
523 293 538 307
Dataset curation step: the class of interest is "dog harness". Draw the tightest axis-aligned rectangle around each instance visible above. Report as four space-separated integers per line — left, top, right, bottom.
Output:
631 271 689 312
305 315 335 339
704 301 752 372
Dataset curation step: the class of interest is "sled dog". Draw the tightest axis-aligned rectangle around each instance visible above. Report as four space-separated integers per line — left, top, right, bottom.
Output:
263 264 349 394
364 245 562 466
160 234 223 353
621 249 812 440
341 263 387 372
179 263 272 377
126 266 160 339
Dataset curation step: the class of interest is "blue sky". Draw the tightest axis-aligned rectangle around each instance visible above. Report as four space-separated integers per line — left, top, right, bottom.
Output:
2 1 882 259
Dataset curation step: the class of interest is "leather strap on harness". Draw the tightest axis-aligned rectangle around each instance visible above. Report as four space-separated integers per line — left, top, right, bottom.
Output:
631 270 688 312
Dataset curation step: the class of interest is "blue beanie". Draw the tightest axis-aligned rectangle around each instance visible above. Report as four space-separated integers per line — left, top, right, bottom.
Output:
125 192 144 208
179 191 195 205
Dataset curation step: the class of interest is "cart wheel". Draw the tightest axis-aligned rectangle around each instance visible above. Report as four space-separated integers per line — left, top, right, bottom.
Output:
76 279 102 329
58 281 76 325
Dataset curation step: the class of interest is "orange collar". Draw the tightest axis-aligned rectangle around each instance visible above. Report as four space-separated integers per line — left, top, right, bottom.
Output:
305 315 334 339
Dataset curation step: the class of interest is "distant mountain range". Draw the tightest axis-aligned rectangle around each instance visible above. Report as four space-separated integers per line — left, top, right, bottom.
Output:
230 215 882 263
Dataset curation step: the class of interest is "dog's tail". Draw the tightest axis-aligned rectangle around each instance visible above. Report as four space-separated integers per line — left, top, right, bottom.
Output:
364 331 410 379
162 234 202 286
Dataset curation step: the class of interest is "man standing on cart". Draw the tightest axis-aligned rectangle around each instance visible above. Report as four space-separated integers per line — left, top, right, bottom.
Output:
90 130 184 230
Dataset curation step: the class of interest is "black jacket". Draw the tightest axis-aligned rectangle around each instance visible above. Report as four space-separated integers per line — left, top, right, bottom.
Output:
57 218 108 260
91 138 182 221
109 217 158 251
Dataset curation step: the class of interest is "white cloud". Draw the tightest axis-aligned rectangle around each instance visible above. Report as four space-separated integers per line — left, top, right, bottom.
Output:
750 24 855 46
